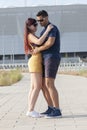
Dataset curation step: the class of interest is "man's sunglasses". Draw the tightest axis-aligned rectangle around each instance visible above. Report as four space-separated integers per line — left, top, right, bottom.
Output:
37 19 44 22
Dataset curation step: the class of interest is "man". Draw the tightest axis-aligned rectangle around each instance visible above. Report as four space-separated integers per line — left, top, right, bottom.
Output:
34 10 62 118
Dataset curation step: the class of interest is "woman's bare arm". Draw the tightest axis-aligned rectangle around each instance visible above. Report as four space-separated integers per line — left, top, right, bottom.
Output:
28 24 53 45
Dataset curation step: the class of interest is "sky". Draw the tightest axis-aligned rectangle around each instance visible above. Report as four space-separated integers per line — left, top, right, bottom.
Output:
0 0 87 8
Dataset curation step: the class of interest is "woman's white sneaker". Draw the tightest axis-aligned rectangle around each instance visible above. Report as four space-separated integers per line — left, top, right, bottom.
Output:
26 111 42 118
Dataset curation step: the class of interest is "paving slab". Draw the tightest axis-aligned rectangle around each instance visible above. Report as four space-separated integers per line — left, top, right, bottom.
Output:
0 73 87 130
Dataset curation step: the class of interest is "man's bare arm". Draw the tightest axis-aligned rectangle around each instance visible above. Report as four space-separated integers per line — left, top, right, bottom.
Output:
33 37 55 54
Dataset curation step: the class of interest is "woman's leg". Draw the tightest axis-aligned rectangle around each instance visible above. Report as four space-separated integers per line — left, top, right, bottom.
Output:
28 73 42 111
28 80 34 110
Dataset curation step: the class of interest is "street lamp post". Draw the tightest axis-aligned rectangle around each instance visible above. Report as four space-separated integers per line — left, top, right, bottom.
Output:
24 0 27 7
12 38 14 64
2 25 5 65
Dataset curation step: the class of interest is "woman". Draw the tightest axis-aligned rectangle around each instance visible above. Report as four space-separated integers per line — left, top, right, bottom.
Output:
24 18 53 118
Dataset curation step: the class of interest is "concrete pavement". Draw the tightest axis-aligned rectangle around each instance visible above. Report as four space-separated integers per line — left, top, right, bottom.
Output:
0 73 87 130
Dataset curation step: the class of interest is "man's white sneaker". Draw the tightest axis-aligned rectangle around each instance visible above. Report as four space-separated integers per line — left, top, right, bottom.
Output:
26 111 42 118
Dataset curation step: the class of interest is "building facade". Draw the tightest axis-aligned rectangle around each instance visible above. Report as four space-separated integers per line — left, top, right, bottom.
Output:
0 5 87 64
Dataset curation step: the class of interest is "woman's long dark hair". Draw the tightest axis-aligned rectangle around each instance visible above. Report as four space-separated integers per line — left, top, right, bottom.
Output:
24 18 37 54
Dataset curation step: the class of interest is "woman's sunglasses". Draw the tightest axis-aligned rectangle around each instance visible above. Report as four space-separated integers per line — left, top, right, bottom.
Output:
33 23 38 27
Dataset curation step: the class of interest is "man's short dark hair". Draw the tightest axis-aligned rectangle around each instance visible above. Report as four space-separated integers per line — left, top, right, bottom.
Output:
36 10 48 17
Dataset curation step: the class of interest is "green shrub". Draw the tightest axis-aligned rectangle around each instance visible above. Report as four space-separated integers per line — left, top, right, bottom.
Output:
79 70 87 77
0 69 22 86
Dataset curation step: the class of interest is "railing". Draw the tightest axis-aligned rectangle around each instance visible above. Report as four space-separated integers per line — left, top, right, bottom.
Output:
0 63 28 72
59 62 87 72
0 62 87 72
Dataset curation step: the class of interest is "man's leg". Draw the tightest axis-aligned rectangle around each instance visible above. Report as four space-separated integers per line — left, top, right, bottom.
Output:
41 78 53 115
45 78 59 108
43 57 62 117
41 78 53 107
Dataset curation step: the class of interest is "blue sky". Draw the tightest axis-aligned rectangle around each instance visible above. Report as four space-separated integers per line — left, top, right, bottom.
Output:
0 0 87 8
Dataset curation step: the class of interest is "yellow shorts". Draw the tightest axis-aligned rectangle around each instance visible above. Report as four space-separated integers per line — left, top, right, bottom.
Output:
28 53 42 73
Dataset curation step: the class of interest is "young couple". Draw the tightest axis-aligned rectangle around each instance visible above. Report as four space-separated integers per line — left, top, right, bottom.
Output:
24 10 62 118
